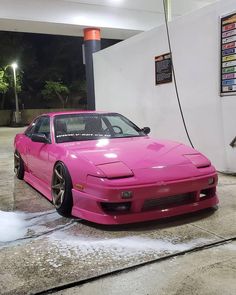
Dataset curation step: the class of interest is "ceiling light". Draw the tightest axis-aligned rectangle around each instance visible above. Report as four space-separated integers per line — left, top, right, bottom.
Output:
108 0 124 5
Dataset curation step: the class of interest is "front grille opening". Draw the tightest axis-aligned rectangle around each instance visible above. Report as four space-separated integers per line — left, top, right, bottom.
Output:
143 193 195 212
101 202 131 214
200 188 216 200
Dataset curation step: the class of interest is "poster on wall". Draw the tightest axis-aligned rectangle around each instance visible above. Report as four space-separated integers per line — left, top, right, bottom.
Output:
221 12 236 96
155 53 172 85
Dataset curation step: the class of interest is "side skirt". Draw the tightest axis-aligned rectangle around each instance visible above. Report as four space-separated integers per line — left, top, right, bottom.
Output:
24 171 52 201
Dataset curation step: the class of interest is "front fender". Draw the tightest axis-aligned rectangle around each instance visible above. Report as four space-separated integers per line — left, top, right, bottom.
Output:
14 134 29 166
48 145 103 188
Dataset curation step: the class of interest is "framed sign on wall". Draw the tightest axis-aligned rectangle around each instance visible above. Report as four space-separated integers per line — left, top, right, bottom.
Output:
221 12 236 96
155 53 172 85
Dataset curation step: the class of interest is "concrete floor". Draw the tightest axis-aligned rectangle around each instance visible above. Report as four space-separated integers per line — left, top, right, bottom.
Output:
0 127 235 295
56 241 236 295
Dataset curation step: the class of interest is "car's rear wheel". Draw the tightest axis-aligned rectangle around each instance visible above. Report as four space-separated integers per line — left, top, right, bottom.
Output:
14 150 24 180
51 162 73 217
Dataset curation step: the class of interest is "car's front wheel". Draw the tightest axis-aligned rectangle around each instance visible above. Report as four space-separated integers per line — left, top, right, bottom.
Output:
51 162 73 217
14 150 25 180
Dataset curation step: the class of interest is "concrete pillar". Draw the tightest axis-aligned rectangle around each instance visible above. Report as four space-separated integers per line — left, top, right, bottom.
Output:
83 28 101 110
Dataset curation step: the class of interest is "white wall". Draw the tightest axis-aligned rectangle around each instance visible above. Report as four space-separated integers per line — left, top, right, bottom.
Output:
94 0 236 173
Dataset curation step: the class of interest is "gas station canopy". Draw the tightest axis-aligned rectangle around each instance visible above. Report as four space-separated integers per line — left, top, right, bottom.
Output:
0 0 217 39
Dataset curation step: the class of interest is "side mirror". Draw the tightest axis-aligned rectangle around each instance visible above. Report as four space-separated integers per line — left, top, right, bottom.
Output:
142 127 151 135
31 133 50 144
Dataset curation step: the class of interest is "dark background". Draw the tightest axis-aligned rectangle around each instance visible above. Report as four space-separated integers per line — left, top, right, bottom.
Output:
0 31 120 110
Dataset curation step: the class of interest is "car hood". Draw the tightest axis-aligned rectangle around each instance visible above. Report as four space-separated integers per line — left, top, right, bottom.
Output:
61 137 214 181
62 137 185 166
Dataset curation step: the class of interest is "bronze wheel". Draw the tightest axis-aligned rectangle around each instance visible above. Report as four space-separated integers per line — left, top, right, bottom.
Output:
52 162 73 216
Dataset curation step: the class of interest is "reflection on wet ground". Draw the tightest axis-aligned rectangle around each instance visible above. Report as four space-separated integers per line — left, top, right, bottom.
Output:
0 127 236 295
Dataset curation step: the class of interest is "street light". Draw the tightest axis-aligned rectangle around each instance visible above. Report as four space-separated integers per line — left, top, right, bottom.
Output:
11 62 21 124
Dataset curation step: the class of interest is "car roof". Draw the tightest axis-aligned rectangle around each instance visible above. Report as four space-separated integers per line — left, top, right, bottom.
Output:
40 111 114 117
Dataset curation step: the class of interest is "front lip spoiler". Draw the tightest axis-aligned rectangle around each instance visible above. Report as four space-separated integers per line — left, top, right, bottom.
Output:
71 194 219 225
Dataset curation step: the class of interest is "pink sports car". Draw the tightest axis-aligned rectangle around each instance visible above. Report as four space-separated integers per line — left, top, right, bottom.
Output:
14 111 218 224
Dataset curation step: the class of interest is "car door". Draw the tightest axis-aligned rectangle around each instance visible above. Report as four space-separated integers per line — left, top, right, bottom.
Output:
26 116 52 184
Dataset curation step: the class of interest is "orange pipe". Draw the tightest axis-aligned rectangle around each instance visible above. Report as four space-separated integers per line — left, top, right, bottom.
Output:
84 28 101 41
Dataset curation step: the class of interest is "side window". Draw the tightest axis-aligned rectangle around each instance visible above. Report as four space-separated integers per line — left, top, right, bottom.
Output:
34 116 51 140
37 117 50 134
25 116 51 141
25 118 39 138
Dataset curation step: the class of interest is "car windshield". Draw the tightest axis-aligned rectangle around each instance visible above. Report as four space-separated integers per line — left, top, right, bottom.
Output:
54 113 146 143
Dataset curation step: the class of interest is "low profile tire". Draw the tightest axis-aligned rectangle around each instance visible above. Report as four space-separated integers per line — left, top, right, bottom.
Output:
51 162 73 217
14 150 24 180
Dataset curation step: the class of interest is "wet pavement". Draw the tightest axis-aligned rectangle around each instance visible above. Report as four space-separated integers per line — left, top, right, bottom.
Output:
55 241 236 295
0 127 236 295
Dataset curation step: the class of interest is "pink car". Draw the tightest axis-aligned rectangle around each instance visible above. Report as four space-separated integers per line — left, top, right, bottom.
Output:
14 111 218 224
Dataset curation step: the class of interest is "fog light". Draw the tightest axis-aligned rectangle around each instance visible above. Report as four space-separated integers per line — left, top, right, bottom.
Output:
115 204 129 211
208 177 215 185
121 191 133 199
101 202 131 213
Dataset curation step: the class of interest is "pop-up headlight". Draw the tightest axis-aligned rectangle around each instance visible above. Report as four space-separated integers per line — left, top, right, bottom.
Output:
184 154 211 168
96 162 134 179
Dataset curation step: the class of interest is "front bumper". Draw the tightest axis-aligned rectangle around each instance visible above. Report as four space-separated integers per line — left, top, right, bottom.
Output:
71 173 218 224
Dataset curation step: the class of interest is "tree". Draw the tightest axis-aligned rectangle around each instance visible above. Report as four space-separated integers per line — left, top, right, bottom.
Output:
69 79 87 106
0 66 23 109
0 69 9 109
0 70 8 93
42 81 69 108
